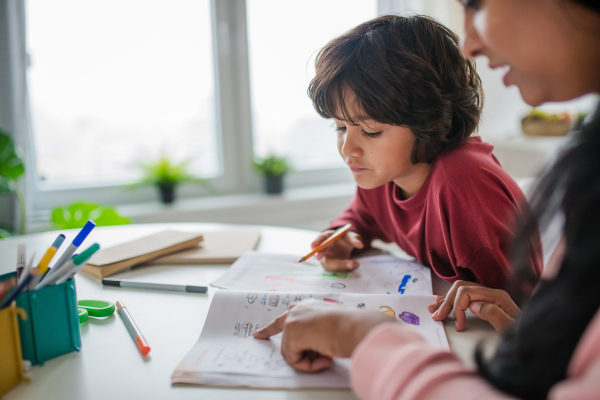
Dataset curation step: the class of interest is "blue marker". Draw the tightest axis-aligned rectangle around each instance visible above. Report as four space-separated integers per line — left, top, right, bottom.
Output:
38 221 96 286
398 274 411 294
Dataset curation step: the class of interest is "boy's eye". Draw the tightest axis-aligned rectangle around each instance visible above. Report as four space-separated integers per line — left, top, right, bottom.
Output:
335 126 346 132
362 130 382 139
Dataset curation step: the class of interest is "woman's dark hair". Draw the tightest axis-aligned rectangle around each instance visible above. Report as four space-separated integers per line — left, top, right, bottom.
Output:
308 15 482 164
476 1 600 395
477 106 600 400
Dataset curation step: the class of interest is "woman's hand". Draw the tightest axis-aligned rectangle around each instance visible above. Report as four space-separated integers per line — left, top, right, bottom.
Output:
427 280 520 332
312 229 364 272
253 300 389 372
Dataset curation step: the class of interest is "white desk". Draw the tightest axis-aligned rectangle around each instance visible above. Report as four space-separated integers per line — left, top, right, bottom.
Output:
0 223 497 400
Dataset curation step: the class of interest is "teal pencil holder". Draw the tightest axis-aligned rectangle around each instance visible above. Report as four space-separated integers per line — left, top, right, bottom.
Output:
0 272 81 365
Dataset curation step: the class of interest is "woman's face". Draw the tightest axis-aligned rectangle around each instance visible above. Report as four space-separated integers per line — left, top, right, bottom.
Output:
460 0 600 106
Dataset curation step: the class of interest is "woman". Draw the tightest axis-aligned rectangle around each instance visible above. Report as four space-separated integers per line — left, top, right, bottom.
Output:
253 1 600 399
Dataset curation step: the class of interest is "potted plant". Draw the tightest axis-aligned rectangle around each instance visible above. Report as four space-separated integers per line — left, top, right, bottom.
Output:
0 130 25 237
252 153 291 194
136 154 212 204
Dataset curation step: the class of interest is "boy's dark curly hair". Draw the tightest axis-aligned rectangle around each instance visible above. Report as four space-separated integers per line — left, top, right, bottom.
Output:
308 14 483 164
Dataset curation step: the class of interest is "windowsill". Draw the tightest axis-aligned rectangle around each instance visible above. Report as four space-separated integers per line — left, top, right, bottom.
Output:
485 133 570 180
28 183 357 233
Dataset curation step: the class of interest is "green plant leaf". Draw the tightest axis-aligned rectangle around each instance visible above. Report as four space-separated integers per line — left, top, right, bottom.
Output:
51 201 131 230
0 227 14 239
0 131 25 194
252 153 291 177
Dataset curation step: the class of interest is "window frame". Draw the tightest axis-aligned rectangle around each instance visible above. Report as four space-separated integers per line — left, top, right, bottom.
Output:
7 0 413 222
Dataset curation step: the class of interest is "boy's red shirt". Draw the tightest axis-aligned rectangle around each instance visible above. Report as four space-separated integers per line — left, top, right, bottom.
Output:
328 136 543 288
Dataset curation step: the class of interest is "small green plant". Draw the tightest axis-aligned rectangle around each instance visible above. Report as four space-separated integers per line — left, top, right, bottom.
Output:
137 154 204 186
51 201 131 230
134 153 215 203
252 153 291 177
0 130 26 235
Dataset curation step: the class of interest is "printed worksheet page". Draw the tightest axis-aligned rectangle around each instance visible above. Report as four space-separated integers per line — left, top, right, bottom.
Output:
210 251 432 295
172 289 448 389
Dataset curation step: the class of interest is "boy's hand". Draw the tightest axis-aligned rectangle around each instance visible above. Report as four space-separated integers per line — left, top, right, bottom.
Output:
312 230 363 272
427 280 520 332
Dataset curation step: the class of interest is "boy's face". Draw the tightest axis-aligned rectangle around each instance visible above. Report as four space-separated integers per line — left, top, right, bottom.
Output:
334 101 432 198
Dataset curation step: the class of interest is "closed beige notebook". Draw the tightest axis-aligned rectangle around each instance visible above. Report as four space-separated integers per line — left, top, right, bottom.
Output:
145 230 261 265
83 230 204 277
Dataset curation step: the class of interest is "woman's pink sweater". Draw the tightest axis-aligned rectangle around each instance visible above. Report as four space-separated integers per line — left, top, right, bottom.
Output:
351 308 600 400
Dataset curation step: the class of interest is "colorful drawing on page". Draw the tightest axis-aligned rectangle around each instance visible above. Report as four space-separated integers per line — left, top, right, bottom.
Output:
210 251 433 295
399 311 420 325
398 274 411 294
379 306 396 319
357 303 366 309
324 298 339 304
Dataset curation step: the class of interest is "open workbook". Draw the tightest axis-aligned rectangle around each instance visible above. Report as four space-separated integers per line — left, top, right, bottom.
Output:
171 252 448 389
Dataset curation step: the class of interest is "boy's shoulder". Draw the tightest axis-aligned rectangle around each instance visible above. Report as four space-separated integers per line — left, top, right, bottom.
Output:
431 136 519 191
437 136 495 167
434 136 502 176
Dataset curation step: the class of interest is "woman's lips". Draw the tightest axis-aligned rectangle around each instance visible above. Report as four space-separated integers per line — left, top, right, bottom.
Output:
502 66 512 87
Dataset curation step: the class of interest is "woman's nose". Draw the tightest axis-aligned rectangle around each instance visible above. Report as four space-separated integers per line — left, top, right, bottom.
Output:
461 10 484 58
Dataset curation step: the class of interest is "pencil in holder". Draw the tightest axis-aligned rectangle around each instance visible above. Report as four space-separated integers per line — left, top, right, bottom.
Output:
0 302 30 397
1 271 82 365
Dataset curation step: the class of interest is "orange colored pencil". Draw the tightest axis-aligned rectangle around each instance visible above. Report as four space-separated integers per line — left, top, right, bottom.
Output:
298 223 352 263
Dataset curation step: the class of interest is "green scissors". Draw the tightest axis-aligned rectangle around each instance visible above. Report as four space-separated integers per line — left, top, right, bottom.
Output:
78 300 115 323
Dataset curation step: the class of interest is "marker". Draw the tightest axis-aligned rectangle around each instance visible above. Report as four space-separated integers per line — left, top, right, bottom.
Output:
298 223 352 263
28 234 66 290
39 221 95 286
1 254 36 309
36 244 100 289
116 301 151 356
16 244 26 279
102 278 208 293
54 244 100 284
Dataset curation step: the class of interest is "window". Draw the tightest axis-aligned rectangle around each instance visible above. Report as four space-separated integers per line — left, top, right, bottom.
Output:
26 0 218 187
14 0 404 215
246 0 377 170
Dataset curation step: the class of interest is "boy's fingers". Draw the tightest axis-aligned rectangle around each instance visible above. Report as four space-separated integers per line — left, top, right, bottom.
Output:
470 302 514 332
253 311 288 339
321 258 359 272
311 231 334 248
347 232 364 249
431 281 481 320
428 297 445 313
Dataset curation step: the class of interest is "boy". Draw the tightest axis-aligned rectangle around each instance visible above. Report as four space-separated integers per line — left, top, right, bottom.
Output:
306 15 542 289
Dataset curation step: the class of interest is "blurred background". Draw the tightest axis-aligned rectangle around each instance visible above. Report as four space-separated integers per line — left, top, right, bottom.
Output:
0 0 597 235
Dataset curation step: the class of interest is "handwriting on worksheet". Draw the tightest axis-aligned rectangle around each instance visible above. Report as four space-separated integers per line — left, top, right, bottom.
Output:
172 290 448 389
